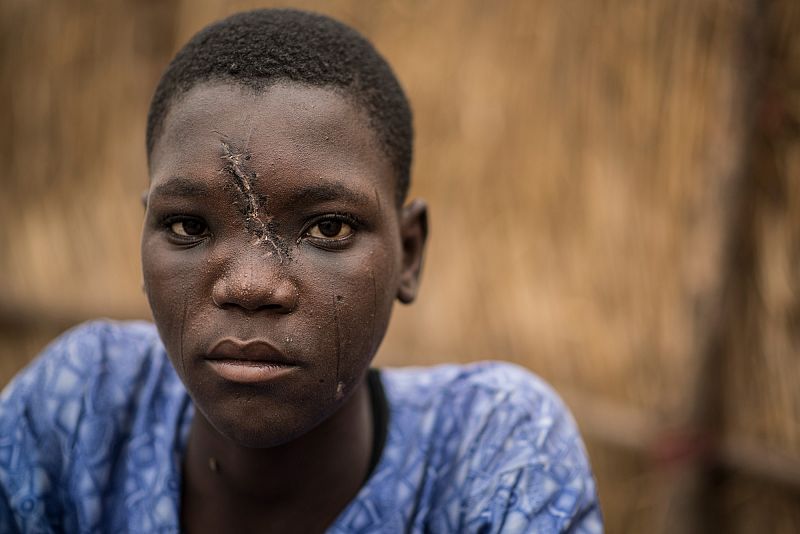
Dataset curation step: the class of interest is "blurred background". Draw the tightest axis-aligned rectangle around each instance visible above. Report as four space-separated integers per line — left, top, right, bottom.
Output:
1 0 798 531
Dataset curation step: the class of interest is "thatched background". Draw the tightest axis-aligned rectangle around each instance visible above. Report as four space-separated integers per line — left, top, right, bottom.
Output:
1 0 797 532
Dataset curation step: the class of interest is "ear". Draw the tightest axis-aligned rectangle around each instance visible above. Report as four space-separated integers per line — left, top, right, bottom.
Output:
397 199 428 304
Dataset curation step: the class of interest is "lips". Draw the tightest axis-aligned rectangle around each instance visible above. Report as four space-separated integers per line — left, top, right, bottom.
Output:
205 338 301 383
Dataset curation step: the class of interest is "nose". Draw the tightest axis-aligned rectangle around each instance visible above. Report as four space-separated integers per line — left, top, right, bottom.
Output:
211 247 298 313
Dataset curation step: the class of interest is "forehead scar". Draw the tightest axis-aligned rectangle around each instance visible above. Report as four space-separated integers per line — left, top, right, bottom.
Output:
219 138 287 261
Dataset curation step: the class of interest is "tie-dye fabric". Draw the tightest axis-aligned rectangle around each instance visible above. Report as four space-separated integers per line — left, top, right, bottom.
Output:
0 321 602 533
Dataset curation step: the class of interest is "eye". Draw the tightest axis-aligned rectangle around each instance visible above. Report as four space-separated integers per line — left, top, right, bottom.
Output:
171 218 208 236
302 214 361 250
306 219 353 240
163 216 210 243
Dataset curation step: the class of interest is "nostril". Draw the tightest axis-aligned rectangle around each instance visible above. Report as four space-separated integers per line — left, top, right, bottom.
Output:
211 267 299 313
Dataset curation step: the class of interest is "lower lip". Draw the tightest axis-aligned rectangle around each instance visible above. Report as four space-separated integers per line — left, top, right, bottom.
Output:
206 359 299 384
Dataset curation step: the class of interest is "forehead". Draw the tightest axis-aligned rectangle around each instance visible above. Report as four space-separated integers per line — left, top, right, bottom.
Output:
149 81 395 199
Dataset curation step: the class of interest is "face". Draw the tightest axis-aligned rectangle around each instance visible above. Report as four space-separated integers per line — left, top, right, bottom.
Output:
142 81 426 448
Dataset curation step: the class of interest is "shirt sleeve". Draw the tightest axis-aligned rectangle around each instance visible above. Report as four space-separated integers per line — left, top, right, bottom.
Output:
0 328 76 532
460 365 604 533
1 320 184 533
0 320 131 532
0 484 21 534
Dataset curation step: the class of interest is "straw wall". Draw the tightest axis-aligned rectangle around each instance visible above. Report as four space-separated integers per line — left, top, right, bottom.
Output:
1 0 797 531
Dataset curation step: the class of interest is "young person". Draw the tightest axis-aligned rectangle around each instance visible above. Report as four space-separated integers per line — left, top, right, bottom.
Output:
0 9 602 533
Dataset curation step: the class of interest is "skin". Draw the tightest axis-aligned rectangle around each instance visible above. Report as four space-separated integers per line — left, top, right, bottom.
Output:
141 81 427 533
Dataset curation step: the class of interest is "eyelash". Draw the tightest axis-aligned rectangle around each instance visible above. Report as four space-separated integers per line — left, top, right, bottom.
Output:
160 215 211 246
301 212 362 249
158 212 364 249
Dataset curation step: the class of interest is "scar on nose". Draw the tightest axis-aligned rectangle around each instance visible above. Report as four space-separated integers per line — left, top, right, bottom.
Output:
219 139 289 260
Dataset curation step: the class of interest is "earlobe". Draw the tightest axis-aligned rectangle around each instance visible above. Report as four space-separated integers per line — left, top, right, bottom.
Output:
397 199 428 304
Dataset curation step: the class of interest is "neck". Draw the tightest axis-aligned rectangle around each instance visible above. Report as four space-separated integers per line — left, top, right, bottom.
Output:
182 378 373 529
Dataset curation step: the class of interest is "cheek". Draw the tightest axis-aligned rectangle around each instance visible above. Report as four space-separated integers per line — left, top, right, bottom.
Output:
141 238 207 362
299 246 398 387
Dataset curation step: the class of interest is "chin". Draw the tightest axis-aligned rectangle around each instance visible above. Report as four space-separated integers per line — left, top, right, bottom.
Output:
223 425 303 449
202 396 335 449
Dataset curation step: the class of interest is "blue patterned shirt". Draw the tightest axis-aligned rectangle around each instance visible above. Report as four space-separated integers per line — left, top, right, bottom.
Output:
0 321 602 532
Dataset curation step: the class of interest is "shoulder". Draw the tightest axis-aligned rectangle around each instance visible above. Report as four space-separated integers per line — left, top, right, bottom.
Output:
0 320 183 531
1 320 165 416
0 319 173 448
381 360 571 428
380 362 603 533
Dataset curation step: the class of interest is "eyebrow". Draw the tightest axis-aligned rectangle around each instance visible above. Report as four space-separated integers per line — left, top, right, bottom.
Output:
149 176 375 208
283 182 373 208
149 176 211 199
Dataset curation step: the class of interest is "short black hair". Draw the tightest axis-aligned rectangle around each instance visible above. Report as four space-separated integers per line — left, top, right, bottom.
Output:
146 8 413 203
